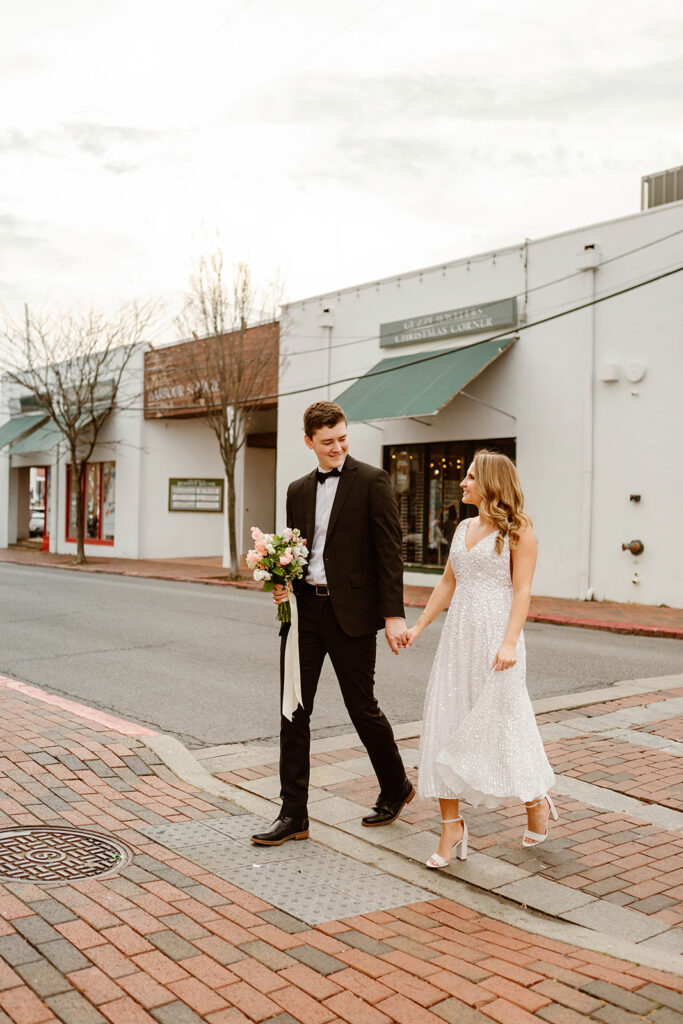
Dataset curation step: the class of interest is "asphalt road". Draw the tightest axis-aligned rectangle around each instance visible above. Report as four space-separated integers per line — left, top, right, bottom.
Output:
2 563 681 748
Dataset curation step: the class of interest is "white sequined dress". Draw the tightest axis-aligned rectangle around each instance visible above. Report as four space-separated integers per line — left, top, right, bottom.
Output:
418 519 555 807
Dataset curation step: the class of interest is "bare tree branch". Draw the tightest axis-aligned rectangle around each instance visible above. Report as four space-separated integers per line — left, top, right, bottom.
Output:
1 301 161 564
175 250 283 576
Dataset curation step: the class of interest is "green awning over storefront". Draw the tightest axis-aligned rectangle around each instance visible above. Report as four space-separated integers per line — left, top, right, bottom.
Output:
10 420 65 454
9 405 111 455
335 336 515 422
0 413 48 449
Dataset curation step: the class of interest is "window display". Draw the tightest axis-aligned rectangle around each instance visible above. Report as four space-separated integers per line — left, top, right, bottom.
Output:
102 463 116 540
66 461 116 544
384 439 515 569
85 464 100 539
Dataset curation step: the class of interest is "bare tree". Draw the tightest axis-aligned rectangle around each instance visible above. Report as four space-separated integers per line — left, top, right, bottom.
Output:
177 251 282 577
1 302 159 564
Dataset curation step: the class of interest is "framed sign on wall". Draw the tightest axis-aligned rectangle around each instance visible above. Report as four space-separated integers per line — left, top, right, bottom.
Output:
168 478 224 513
380 297 517 349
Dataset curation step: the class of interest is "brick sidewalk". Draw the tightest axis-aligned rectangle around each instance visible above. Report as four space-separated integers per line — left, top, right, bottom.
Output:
2 545 682 638
0 681 681 1023
210 680 683 954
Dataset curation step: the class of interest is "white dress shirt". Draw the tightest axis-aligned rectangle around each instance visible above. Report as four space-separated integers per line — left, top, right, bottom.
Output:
306 460 345 585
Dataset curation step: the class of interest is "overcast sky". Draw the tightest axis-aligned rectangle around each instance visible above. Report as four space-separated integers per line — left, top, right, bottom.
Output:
2 0 681 327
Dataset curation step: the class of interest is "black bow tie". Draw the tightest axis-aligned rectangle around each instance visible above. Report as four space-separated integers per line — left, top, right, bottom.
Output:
316 467 341 484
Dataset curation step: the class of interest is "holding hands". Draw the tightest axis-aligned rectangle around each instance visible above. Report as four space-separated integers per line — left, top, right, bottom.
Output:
385 617 408 654
272 592 421 655
402 611 430 648
386 612 430 653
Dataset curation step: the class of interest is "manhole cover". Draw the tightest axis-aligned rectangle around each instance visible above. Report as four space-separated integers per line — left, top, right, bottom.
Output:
0 827 132 883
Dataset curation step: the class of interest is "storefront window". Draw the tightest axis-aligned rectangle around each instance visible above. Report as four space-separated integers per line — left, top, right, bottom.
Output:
427 443 468 566
384 439 515 569
387 448 425 565
66 461 115 544
85 464 100 539
102 463 116 541
68 470 79 539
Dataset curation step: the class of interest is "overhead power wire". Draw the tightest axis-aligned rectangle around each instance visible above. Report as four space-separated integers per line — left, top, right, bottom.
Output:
279 227 683 354
136 264 682 414
254 264 683 401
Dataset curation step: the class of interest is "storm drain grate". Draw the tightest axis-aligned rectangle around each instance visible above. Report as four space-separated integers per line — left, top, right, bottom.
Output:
0 827 132 883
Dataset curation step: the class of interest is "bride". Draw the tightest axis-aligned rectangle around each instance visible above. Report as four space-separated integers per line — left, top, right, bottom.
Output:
405 450 556 869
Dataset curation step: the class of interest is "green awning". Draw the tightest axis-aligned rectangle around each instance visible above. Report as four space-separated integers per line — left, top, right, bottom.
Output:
9 405 111 455
0 413 48 449
10 420 65 454
335 336 515 422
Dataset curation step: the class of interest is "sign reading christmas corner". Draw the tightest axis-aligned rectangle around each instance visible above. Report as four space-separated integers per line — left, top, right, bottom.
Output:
380 297 517 349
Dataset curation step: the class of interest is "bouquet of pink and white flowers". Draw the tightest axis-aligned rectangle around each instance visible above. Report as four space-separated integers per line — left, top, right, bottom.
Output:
246 526 309 623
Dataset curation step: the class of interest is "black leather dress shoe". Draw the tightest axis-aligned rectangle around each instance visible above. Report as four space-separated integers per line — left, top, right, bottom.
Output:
362 781 415 827
251 816 310 845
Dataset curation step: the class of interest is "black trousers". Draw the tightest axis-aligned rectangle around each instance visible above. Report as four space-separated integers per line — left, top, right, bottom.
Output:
279 586 407 818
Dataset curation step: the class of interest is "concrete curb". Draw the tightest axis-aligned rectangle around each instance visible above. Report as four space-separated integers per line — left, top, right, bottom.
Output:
192 672 683 771
4 668 682 971
142 732 683 976
525 613 683 640
3 551 681 636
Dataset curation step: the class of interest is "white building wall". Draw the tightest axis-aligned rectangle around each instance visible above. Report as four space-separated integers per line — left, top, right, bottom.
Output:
0 393 11 549
138 417 225 559
523 204 683 603
278 246 525 518
1 346 278 563
278 201 683 607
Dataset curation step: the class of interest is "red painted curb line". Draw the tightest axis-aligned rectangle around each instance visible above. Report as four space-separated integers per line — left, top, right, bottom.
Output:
0 675 158 737
526 614 683 640
403 598 683 638
4 554 682 637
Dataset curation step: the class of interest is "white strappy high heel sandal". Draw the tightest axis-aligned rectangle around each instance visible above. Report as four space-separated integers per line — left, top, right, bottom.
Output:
522 795 558 847
426 816 468 868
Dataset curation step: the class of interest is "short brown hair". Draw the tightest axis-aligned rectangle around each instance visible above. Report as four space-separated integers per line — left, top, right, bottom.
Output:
303 401 347 438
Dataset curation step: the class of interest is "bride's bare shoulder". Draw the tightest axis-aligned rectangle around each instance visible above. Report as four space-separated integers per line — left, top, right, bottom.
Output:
515 524 537 549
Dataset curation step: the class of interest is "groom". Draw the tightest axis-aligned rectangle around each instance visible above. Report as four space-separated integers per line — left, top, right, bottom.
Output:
251 401 414 845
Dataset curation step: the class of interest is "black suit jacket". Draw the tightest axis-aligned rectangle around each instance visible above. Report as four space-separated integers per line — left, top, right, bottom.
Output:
286 455 405 637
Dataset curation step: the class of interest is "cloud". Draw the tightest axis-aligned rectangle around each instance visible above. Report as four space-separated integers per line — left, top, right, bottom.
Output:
102 161 140 175
0 213 43 251
63 122 161 157
0 121 163 160
234 57 683 127
0 50 52 80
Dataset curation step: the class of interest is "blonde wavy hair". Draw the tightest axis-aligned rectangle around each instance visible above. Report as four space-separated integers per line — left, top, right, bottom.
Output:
472 449 532 554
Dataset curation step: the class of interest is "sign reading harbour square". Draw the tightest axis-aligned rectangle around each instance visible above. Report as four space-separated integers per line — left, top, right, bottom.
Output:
379 297 517 349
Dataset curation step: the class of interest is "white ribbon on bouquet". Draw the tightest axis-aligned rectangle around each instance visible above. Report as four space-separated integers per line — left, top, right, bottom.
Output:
282 583 303 721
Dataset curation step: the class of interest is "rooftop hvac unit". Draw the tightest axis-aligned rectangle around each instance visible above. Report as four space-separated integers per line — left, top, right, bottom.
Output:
641 165 683 210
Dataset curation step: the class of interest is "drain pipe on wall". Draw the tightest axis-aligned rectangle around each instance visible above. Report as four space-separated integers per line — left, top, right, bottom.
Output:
577 244 600 600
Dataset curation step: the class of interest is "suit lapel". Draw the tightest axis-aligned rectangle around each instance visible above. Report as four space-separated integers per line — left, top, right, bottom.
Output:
303 470 317 546
325 456 358 546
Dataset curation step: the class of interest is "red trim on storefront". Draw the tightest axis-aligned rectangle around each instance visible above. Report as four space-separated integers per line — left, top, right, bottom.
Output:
65 461 115 545
65 538 115 546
